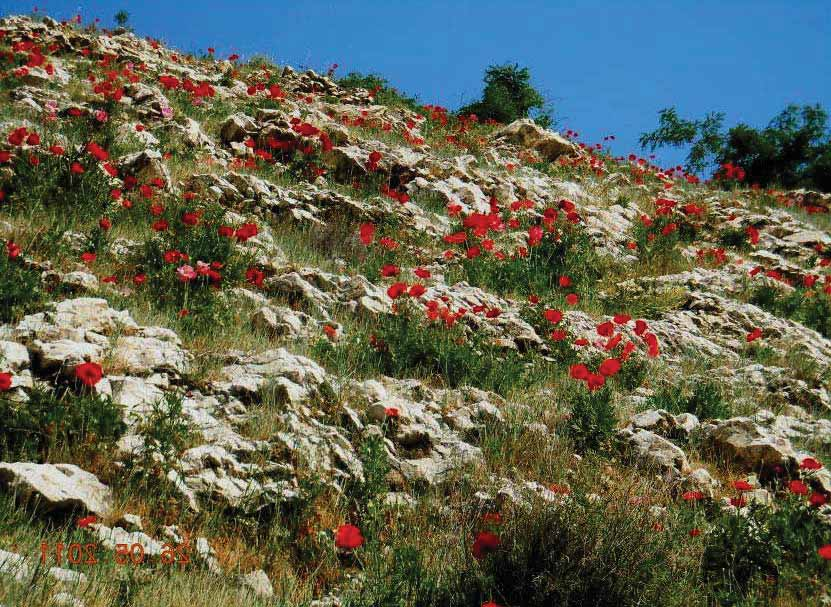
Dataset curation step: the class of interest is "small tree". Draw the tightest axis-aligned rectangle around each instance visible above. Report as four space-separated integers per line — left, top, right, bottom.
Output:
459 63 551 127
114 10 130 28
639 107 725 173
641 103 831 191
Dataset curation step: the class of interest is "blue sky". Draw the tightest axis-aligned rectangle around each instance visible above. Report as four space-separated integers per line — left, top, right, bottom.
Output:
1 1 829 170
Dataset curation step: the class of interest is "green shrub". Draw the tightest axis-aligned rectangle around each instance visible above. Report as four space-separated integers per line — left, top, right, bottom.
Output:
350 432 391 514
338 72 420 112
477 489 700 607
313 304 532 396
0 250 43 323
0 385 125 460
640 103 831 191
564 386 616 452
456 220 603 299
750 284 831 339
458 63 552 127
645 380 731 420
133 202 255 328
132 392 193 464
703 497 831 604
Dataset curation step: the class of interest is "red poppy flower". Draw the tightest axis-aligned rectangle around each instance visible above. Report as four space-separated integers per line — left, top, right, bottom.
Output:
819 545 831 560
181 212 199 226
334 524 364 550
235 223 258 242
596 321 615 337
586 373 606 391
387 282 408 299
528 225 543 246
730 496 747 508
550 329 567 341
746 226 760 245
789 480 809 495
746 328 762 342
358 223 375 246
384 406 400 418
569 364 589 380
444 231 467 245
801 457 823 470
380 264 400 277
558 275 572 288
733 480 753 492
809 492 827 507
544 309 563 324
80 252 96 264
471 531 500 560
70 161 85 174
246 267 265 288
689 528 702 537
598 358 622 377
613 313 631 325
565 293 579 306
75 362 103 387
682 491 704 501
408 284 426 298
76 515 97 529
6 241 21 259
99 217 111 231
323 325 337 340
0 372 12 391
643 333 660 357
378 237 399 251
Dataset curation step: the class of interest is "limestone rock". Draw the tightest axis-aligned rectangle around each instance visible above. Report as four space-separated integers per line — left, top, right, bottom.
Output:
0 463 112 517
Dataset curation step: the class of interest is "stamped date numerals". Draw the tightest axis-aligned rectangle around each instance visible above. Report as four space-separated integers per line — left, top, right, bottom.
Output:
40 542 189 566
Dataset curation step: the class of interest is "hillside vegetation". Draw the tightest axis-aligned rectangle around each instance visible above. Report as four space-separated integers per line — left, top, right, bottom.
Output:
1 13 831 607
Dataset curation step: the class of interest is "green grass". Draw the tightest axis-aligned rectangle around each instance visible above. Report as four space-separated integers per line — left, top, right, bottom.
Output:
310 302 536 396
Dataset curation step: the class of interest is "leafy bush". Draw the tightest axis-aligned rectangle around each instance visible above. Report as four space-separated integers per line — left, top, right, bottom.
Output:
6 143 114 223
0 250 43 322
477 490 699 607
641 104 831 191
133 202 256 330
338 72 420 112
564 386 616 452
750 284 831 339
459 63 551 127
631 212 697 266
313 304 532 396
457 219 603 299
0 385 125 460
703 497 831 604
644 379 731 420
132 392 193 464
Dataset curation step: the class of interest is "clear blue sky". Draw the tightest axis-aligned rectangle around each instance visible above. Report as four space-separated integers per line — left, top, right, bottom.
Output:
1 0 829 170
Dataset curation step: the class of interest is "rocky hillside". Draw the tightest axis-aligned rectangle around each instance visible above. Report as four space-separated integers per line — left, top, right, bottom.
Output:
1 13 831 607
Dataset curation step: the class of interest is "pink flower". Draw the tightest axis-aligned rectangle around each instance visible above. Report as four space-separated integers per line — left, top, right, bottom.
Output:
176 265 197 282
